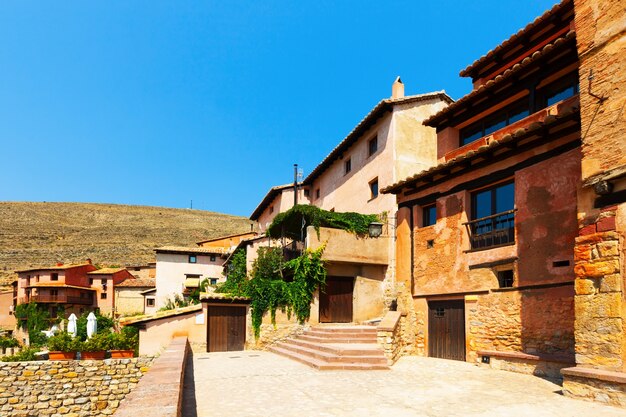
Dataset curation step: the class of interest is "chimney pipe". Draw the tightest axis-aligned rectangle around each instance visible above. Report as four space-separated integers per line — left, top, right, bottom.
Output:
392 76 404 99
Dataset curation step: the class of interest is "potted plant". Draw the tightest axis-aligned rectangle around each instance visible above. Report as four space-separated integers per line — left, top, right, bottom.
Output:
47 332 79 360
109 332 136 358
80 332 110 360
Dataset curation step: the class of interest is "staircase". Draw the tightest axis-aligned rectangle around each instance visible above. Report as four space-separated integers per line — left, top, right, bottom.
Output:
269 325 389 370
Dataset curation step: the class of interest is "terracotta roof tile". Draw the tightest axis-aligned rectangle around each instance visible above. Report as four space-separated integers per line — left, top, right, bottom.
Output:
382 98 579 194
424 31 576 127
16 262 93 273
155 246 230 255
459 0 573 78
87 268 126 275
199 292 250 302
119 304 202 325
116 278 156 288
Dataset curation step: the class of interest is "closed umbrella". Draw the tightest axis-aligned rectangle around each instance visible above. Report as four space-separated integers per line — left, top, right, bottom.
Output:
67 314 77 337
86 312 97 339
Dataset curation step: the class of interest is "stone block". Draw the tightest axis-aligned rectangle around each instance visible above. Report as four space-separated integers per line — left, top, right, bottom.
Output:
597 216 616 232
575 278 597 295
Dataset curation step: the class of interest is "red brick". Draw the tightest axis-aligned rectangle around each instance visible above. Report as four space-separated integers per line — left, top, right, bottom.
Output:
579 224 596 235
597 216 616 232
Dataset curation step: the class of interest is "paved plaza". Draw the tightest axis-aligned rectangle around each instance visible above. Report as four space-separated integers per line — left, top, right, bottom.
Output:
181 351 626 417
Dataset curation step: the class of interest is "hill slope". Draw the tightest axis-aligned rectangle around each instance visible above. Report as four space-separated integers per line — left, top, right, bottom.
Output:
0 202 252 286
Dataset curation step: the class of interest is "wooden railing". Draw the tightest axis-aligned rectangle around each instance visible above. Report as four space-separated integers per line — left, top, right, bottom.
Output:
464 209 516 250
27 294 94 305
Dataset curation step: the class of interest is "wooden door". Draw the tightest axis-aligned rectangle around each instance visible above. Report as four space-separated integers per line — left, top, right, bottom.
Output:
207 305 246 352
428 300 466 361
319 276 353 323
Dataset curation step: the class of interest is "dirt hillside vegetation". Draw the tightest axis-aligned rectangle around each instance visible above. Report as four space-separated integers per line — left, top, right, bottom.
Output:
0 202 252 287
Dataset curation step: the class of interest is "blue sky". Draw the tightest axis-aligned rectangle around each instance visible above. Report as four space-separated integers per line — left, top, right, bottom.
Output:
0 1 556 217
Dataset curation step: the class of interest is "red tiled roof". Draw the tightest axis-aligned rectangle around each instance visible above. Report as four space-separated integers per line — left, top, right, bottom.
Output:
116 278 156 288
424 31 576 128
16 262 93 273
26 283 96 291
249 184 294 221
459 0 573 78
382 97 580 194
88 268 127 275
155 246 230 255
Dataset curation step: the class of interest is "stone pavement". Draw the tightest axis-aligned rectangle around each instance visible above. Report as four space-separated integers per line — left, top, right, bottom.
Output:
181 351 626 417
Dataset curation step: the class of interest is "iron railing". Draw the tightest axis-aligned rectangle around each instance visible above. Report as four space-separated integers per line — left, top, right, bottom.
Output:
464 209 516 250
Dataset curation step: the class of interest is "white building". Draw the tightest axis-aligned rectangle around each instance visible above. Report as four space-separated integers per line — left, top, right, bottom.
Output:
154 246 229 308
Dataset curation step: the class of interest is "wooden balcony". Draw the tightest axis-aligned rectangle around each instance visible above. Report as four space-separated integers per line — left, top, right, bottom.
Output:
25 294 94 305
464 209 516 251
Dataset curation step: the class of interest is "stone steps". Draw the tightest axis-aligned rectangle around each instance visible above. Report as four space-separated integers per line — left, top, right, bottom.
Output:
269 325 389 370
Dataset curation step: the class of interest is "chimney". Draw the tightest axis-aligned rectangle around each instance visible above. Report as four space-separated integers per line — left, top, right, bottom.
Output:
392 76 404 99
56 262 64 267
86 258 92 265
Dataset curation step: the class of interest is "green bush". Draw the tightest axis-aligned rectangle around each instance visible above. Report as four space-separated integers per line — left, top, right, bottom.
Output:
47 332 80 352
0 336 20 349
109 331 137 351
1 347 40 362
80 332 111 352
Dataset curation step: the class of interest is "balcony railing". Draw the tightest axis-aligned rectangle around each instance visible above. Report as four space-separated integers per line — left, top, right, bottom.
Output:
26 294 94 305
464 209 516 251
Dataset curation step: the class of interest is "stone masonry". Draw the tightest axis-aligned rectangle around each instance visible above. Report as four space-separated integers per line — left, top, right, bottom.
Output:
0 357 152 417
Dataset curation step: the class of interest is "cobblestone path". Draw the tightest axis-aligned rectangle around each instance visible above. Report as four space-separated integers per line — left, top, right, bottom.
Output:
182 351 625 417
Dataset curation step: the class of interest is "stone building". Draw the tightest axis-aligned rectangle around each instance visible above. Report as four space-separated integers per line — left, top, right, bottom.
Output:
560 0 626 406
383 0 581 378
248 82 452 325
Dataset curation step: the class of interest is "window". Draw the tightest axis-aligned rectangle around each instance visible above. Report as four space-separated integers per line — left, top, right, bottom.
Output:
146 298 155 307
369 178 379 199
497 270 514 288
89 278 93 285
210 278 218 285
189 255 197 264
50 289 58 297
460 101 529 146
315 188 320 199
101 279 107 285
51 273 58 281
210 255 216 262
100 292 107 300
423 205 436 227
36 275 40 282
467 182 515 250
368 136 378 157
540 75 580 107
269 205 274 214
304 189 310 197
344 158 352 175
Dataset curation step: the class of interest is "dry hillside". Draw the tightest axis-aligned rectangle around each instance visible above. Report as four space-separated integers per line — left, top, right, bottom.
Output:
0 202 252 287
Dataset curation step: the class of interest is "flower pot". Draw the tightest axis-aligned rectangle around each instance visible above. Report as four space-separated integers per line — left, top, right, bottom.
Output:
49 351 76 360
81 351 106 360
110 349 134 358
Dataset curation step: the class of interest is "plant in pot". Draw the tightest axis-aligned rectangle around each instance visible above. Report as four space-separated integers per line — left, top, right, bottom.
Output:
47 331 80 360
80 332 110 360
109 331 137 358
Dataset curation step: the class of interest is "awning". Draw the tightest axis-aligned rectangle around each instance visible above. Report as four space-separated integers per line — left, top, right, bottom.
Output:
184 278 201 288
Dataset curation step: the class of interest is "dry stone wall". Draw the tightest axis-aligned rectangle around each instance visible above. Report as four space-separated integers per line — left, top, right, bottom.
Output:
0 357 153 417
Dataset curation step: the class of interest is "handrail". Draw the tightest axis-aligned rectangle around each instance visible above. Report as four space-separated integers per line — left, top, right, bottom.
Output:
463 208 517 226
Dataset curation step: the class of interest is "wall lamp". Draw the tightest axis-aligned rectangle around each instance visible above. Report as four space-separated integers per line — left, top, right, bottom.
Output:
368 222 384 238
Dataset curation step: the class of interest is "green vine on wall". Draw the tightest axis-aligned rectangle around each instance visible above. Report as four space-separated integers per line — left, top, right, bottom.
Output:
14 302 64 346
267 205 379 239
217 246 327 338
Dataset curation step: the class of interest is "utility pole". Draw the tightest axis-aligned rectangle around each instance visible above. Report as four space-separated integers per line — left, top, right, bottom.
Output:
293 164 298 207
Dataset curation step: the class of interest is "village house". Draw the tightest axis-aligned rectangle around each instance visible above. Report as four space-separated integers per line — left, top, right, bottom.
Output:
248 82 452 326
114 277 157 317
87 267 135 315
196 231 257 250
16 261 98 317
124 262 156 280
154 246 229 308
383 0 581 379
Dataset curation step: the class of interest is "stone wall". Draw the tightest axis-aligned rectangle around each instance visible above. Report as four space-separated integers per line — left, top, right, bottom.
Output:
0 357 152 416
466 286 575 364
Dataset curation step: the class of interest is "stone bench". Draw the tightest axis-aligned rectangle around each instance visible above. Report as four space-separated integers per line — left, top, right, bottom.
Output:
477 350 574 381
115 336 189 417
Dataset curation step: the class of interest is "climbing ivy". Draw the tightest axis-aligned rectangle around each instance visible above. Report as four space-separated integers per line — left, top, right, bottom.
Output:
216 249 248 295
218 245 327 338
14 302 63 347
267 205 379 238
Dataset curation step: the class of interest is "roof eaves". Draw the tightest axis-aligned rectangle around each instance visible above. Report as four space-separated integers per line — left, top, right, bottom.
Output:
249 183 294 221
382 102 579 194
424 31 576 127
459 0 573 78
302 92 453 186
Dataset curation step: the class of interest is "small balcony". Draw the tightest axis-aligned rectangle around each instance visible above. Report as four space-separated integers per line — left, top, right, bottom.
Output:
464 209 516 251
26 294 94 305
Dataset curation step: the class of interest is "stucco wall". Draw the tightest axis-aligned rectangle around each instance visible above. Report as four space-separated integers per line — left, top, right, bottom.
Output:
137 310 206 356
116 287 150 317
0 291 16 330
155 253 225 308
